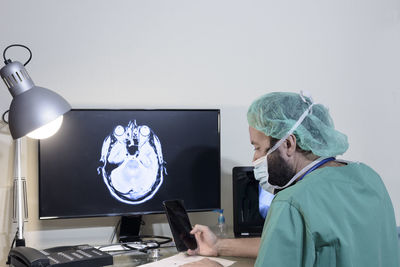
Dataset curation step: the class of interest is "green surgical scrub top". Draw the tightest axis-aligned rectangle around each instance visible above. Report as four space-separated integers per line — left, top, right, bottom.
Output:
255 162 399 267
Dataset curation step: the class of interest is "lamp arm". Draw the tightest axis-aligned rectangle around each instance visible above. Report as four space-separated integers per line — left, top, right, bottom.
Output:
15 138 25 246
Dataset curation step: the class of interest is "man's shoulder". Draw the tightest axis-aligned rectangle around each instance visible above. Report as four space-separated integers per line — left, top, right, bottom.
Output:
274 161 383 202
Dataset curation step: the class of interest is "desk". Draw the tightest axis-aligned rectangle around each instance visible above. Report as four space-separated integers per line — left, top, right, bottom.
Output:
109 247 255 266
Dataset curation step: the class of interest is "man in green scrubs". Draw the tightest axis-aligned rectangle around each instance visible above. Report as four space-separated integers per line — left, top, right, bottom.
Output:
185 92 399 267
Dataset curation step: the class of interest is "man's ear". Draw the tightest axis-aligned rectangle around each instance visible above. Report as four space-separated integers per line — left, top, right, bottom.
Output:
283 134 297 157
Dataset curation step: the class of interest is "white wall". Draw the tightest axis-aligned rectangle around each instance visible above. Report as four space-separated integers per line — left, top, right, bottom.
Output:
1 0 399 263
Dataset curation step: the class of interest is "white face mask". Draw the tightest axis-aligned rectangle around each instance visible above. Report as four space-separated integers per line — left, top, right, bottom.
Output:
253 153 329 192
252 147 277 193
252 91 315 192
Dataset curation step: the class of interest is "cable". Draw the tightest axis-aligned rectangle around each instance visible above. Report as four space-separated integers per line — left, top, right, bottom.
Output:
6 227 18 265
109 217 122 243
10 231 17 249
122 243 151 253
138 235 172 245
2 110 9 124
98 235 172 255
2 44 32 66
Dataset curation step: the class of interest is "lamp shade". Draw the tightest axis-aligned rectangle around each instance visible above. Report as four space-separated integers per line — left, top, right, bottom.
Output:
1 60 71 139
9 86 71 139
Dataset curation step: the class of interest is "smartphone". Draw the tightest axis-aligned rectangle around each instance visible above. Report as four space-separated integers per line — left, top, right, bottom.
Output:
163 199 198 252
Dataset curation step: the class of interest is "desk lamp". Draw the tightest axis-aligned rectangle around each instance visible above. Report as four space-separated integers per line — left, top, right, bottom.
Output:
0 44 71 247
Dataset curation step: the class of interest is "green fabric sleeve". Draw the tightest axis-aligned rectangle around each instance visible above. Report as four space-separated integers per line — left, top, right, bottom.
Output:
255 200 314 267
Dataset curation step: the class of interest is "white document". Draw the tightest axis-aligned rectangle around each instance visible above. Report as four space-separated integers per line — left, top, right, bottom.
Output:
140 252 235 267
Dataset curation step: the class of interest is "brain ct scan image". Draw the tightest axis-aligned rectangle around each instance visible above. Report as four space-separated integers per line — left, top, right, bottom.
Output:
98 120 166 204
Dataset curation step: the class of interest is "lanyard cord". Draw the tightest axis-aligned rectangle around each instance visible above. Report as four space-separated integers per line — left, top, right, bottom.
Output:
298 157 336 181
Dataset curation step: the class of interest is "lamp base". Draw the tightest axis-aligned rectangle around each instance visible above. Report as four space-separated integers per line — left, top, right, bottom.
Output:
15 238 25 247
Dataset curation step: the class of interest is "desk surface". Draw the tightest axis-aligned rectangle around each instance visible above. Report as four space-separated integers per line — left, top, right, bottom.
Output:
109 247 255 267
109 229 399 266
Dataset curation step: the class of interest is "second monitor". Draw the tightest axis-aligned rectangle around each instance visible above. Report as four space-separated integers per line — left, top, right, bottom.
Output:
232 166 274 237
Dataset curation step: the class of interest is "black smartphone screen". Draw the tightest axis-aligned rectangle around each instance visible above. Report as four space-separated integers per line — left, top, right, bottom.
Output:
163 199 198 251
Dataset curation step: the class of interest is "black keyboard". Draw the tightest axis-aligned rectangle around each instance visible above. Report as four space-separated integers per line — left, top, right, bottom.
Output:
40 244 113 267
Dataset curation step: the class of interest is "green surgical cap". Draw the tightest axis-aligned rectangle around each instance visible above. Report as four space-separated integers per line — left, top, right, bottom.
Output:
247 92 349 157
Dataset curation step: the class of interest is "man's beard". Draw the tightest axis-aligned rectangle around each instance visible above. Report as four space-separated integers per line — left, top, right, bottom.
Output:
268 151 296 187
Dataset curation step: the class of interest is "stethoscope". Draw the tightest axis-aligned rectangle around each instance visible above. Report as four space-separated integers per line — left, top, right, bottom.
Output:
297 157 336 181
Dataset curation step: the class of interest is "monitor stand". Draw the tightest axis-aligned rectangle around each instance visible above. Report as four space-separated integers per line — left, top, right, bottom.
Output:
118 215 143 242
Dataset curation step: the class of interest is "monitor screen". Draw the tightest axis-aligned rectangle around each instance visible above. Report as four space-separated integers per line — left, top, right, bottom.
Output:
232 166 274 237
38 109 220 219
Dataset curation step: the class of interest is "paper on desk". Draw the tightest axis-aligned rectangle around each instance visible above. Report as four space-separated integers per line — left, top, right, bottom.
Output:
140 252 235 267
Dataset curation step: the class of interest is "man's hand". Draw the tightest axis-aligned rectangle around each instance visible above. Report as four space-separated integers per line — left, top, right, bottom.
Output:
187 224 219 256
187 224 261 258
181 258 223 267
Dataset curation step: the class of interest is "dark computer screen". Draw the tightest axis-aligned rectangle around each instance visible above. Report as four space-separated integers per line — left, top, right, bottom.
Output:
38 109 220 219
232 166 274 237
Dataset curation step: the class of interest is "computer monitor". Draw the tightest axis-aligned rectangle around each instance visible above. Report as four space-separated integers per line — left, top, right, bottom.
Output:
38 109 221 231
232 166 274 237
